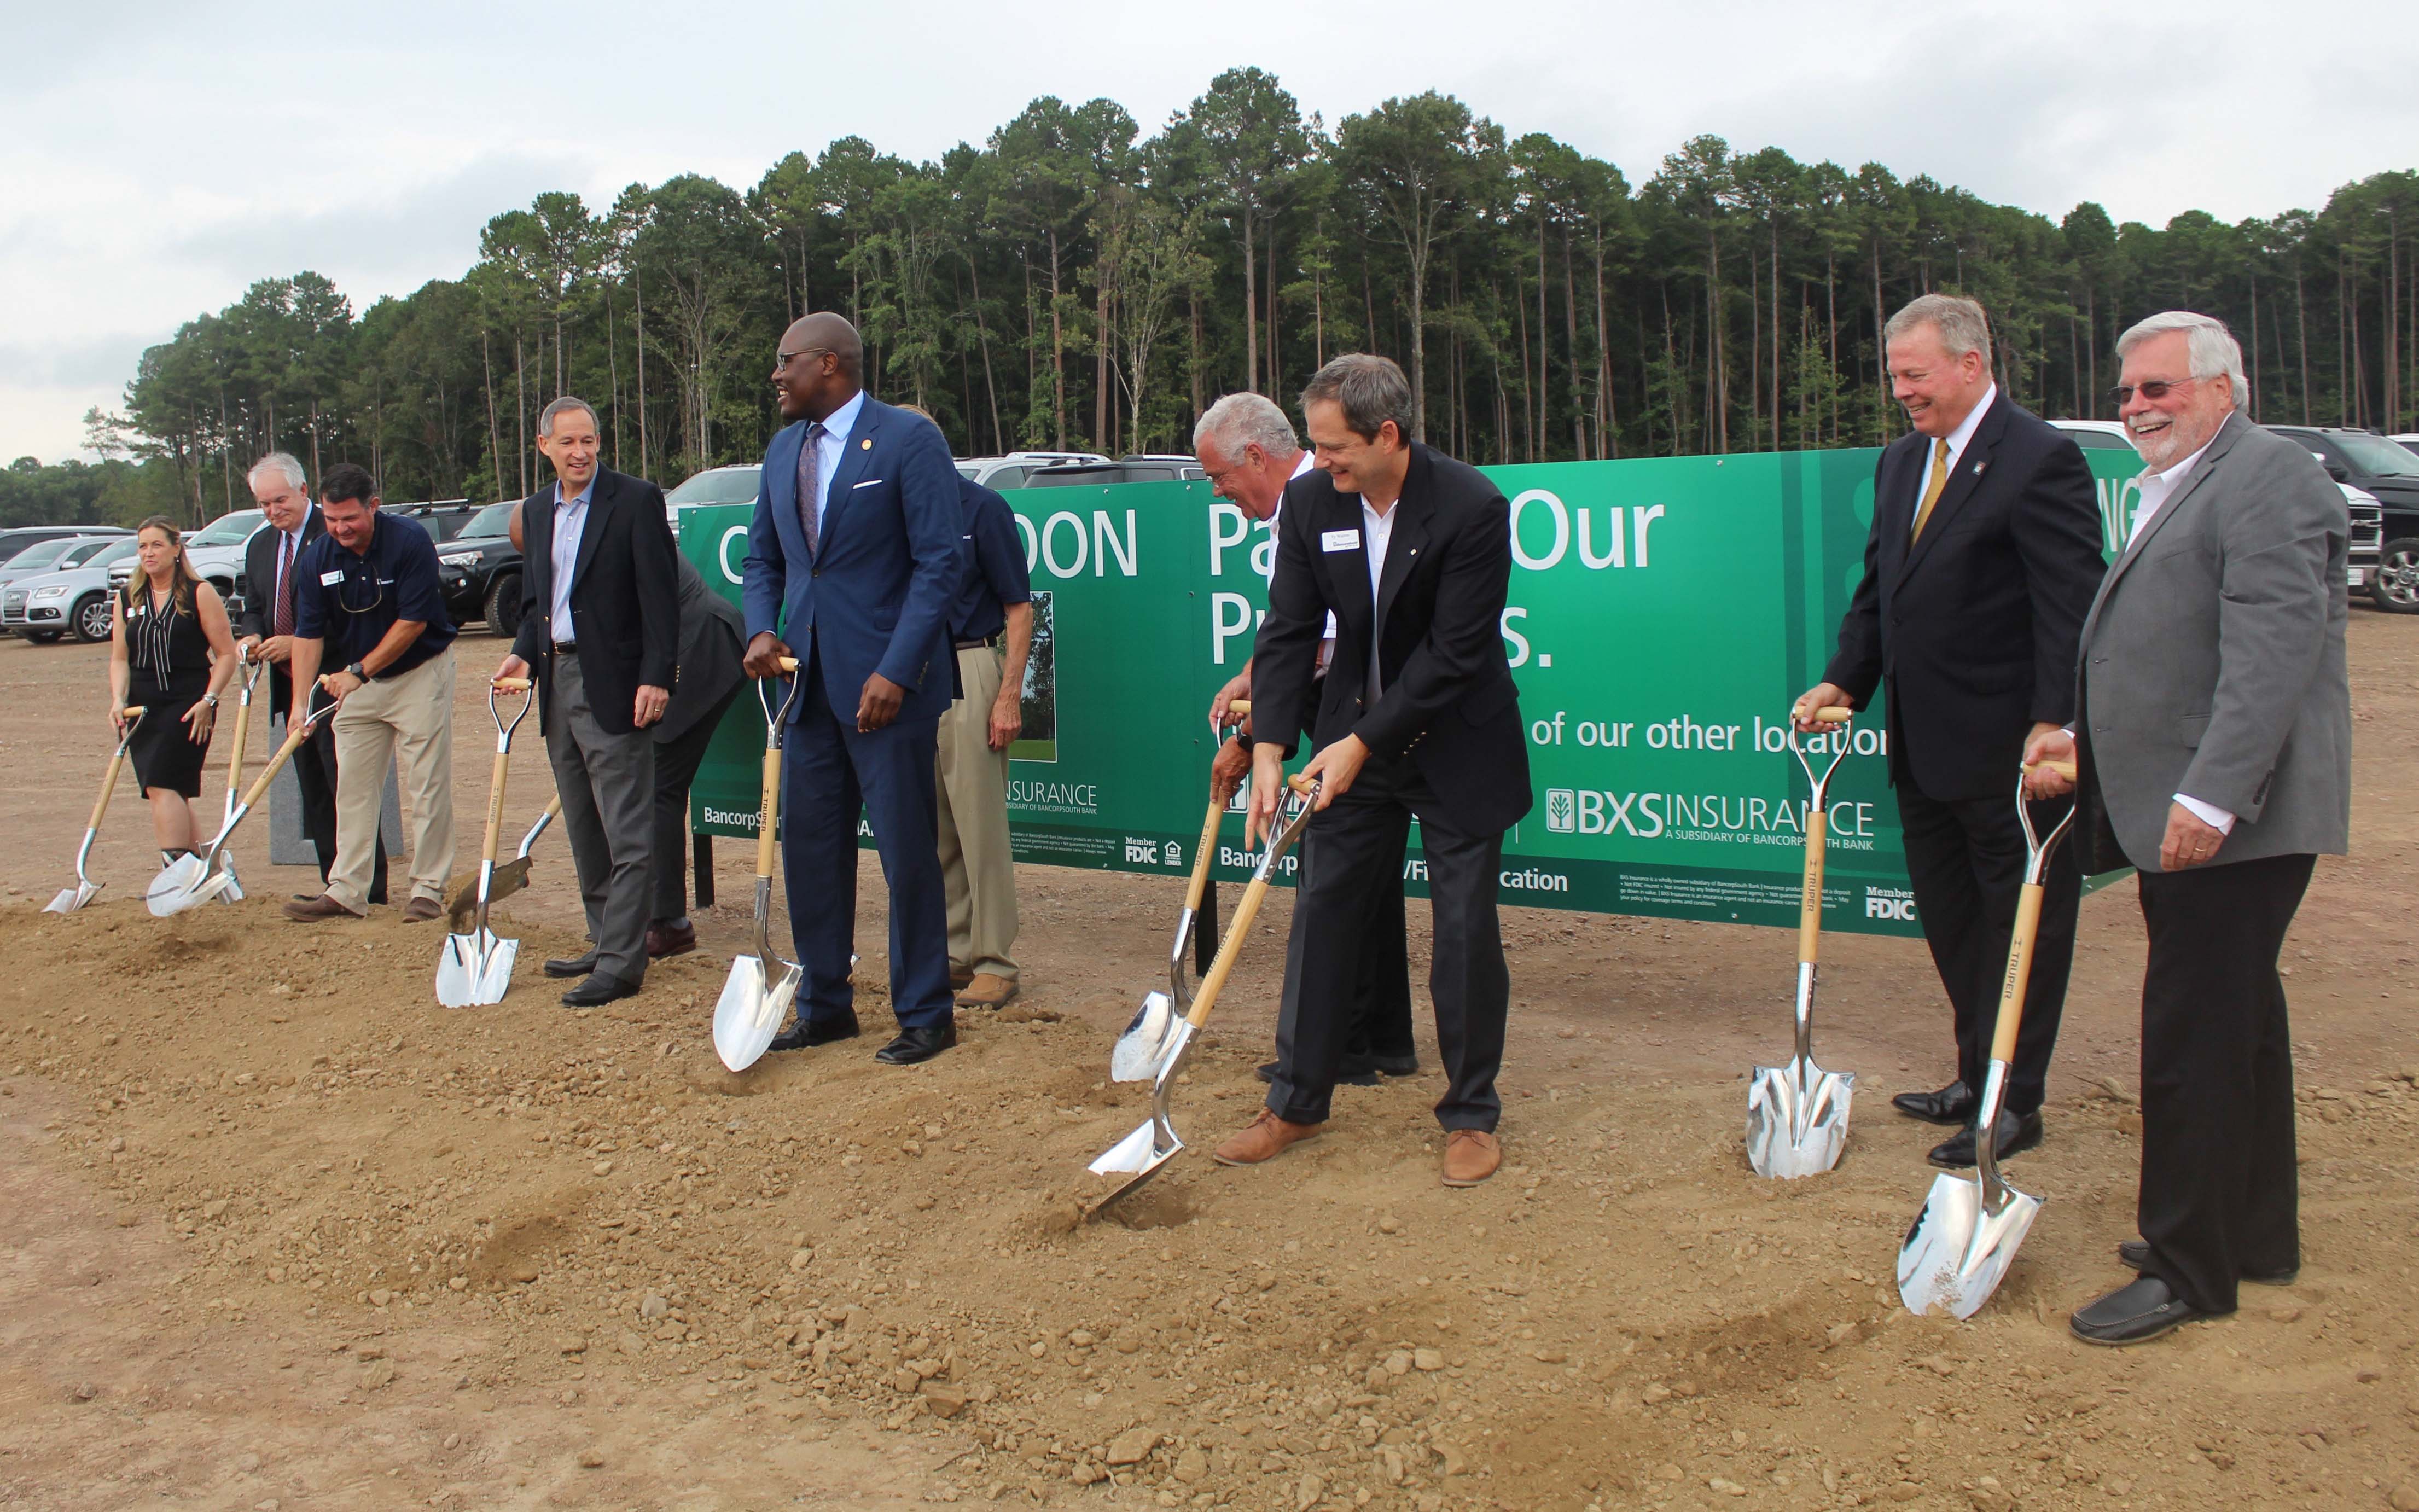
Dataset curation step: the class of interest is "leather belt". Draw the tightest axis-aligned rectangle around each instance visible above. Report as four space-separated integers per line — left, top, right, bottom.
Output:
955 637 997 651
553 641 577 655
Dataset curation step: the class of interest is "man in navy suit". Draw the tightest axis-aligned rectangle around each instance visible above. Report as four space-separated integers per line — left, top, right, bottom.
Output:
742 313 964 1065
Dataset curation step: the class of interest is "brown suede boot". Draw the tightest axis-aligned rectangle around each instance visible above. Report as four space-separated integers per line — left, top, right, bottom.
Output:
1441 1129 1502 1187
1212 1109 1324 1167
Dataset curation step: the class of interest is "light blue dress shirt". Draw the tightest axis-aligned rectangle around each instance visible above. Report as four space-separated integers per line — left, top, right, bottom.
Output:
805 389 866 542
549 476 594 643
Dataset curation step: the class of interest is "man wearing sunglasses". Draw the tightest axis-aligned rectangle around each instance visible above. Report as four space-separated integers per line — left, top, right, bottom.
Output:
1796 294 2108 1170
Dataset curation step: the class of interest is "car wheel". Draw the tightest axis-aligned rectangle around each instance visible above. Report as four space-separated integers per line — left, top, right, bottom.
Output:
26 630 65 644
484 572 523 639
72 592 114 643
2373 538 2419 614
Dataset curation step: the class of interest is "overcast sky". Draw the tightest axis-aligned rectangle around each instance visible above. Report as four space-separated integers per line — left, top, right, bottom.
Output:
6 0 2413 464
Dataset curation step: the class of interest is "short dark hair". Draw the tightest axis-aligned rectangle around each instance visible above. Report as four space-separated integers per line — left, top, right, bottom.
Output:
1300 354 1412 443
319 463 375 508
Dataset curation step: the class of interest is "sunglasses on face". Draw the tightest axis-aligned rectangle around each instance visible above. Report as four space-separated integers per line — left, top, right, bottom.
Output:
2108 377 2196 405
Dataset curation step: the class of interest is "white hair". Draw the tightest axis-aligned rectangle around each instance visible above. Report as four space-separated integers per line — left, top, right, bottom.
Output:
247 452 307 491
1883 293 1993 367
1192 392 1299 462
2116 311 2248 409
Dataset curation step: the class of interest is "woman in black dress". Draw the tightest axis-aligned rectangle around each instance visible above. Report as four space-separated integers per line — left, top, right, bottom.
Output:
109 516 237 859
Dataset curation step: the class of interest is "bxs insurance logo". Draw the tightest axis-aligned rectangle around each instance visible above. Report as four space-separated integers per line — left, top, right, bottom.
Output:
1545 788 1578 833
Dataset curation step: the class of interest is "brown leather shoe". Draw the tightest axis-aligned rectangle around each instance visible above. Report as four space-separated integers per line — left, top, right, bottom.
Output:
949 967 975 991
648 919 698 958
954 972 1018 1009
1441 1129 1502 1187
1212 1109 1323 1167
282 893 365 923
401 897 441 923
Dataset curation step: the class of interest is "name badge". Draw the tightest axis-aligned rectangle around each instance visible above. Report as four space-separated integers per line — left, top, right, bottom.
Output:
319 569 345 586
1321 530 1359 553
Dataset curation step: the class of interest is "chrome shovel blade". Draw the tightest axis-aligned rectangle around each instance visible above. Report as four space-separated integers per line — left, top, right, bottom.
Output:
144 854 215 917
212 854 245 904
713 956 801 1073
1109 990 1177 1083
1897 1172 2042 1320
436 929 519 1008
1745 1059 1857 1179
1088 1114 1181 1178
45 881 99 914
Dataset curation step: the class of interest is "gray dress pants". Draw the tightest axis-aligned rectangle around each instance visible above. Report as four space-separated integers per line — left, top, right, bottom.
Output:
546 649 656 985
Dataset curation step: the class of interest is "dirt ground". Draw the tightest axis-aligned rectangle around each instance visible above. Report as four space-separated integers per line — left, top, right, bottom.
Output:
0 613 2415 1512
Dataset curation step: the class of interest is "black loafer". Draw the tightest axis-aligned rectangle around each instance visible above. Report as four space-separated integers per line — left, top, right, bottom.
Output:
1927 1108 2044 1168
1254 1059 1379 1088
545 950 601 980
1892 1080 1977 1125
769 1014 860 1052
875 1022 958 1065
2070 1276 2209 1346
1373 1054 1421 1077
2115 1239 2298 1287
560 972 641 1008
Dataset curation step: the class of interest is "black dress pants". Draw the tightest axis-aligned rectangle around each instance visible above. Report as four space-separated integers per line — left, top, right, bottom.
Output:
649 684 741 922
2136 852 2313 1315
1267 754 1507 1131
1895 781 2079 1114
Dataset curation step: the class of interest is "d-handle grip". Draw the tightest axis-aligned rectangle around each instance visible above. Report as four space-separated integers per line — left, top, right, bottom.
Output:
491 676 533 691
1796 704 1854 724
2026 759 2078 780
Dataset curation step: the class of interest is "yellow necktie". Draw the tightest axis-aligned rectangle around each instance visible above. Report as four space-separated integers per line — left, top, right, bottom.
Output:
1910 438 1950 541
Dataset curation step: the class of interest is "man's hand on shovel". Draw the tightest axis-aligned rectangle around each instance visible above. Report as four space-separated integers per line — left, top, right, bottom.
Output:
2021 725 2077 800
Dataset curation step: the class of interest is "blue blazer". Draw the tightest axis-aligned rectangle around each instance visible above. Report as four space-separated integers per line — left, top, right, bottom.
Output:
744 396 964 726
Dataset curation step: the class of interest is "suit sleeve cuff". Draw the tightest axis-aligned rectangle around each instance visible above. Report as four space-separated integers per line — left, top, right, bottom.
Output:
2174 793 2236 835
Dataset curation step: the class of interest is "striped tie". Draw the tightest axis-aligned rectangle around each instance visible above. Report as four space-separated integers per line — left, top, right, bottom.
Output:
796 423 827 555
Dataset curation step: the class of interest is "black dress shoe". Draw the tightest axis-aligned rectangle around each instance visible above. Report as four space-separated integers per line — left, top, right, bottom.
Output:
2115 1239 2299 1286
1926 1108 2044 1168
560 973 641 1008
647 919 697 959
768 1014 862 1052
2070 1275 2209 1345
1373 1054 1421 1077
1892 1080 1976 1125
545 950 601 980
1255 1059 1379 1088
876 1022 958 1065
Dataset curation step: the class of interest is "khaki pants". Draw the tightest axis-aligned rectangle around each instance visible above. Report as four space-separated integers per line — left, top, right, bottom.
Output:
328 648 455 910
935 643 1019 980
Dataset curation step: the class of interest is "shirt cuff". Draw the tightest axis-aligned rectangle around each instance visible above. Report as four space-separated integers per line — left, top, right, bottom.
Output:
2174 793 2236 834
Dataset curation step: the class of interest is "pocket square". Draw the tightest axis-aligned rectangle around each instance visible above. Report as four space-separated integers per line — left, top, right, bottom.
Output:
853 478 883 489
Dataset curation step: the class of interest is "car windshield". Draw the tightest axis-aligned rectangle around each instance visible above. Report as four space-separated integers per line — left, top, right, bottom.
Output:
189 510 265 546
2331 432 2419 477
7 539 79 572
461 501 516 538
666 467 762 505
91 540 139 567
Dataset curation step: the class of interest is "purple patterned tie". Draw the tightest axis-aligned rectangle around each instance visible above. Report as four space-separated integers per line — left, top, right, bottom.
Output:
274 530 296 636
796 422 826 556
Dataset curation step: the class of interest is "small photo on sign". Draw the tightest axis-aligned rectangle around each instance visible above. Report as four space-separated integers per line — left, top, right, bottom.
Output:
1010 590 1056 763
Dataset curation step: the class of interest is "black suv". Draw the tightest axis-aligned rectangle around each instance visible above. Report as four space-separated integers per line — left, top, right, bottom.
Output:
433 499 525 637
2266 427 2419 613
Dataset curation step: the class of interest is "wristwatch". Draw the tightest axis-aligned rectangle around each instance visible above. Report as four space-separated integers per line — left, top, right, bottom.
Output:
346 661 368 682
202 693 219 708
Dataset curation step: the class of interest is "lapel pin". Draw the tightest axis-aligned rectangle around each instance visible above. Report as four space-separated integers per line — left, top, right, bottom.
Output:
860 438 873 451
1973 460 1989 476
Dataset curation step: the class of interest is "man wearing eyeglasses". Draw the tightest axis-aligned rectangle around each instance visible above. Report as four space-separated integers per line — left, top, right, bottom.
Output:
1795 294 2107 1170
284 462 459 923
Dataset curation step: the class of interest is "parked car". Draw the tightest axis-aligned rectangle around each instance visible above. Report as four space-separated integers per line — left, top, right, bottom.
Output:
0 525 128 566
3 538 140 643
955 452 1110 490
2263 426 2419 613
387 499 480 543
433 499 524 637
664 465 763 526
0 533 122 589
2394 434 2419 458
1024 453 1207 488
113 508 259 610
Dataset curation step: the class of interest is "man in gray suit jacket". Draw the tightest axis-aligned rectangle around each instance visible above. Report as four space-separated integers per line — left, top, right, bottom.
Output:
2027 311 2350 1346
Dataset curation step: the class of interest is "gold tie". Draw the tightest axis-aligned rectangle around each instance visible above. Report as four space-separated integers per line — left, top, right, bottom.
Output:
1910 438 1950 541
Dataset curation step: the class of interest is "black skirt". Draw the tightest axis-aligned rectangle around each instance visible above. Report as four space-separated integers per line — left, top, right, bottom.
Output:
129 668 215 799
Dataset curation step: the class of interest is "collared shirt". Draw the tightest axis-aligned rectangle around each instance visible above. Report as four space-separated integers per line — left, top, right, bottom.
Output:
549 475 594 643
1264 450 1337 667
1914 383 1998 532
1360 496 1400 703
948 476 1031 643
805 389 867 543
293 511 457 677
2123 429 2234 834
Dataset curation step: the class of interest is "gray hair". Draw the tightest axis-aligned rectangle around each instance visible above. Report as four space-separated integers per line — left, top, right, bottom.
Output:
1883 293 1993 367
1299 354 1413 443
247 451 307 492
539 395 600 438
1192 392 1299 462
2116 310 2248 409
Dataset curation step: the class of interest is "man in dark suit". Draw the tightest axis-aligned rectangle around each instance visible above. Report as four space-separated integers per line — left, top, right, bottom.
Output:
496 397 680 1007
235 451 387 904
2028 311 2348 1345
1217 354 1532 1188
741 312 964 1066
1798 294 2108 1167
646 554 747 957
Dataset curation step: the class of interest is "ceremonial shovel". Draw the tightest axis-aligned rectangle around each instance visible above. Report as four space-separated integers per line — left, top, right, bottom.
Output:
712 658 804 1072
435 677 533 1008
1897 760 2076 1319
444 793 562 930
145 697 338 917
206 647 265 905
1087 772 1318 1220
45 707 147 913
1746 705 1859 1178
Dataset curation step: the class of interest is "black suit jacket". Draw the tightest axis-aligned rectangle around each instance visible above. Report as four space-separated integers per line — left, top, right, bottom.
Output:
1252 443 1532 837
1822 394 2107 802
235 507 327 713
510 469 681 737
657 553 747 745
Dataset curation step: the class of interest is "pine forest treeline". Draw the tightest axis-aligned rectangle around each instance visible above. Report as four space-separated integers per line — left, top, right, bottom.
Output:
66 69 2419 524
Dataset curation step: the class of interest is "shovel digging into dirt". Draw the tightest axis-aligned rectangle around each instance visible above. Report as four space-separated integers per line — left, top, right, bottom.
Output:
1088 772 1319 1220
435 677 533 1008
145 697 339 917
206 648 265 905
445 794 561 930
713 659 805 1072
1897 760 2076 1319
1109 706 1252 1083
45 706 148 914
1746 703 1859 1179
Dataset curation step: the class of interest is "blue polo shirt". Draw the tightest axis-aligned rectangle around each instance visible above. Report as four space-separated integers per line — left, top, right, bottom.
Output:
949 477 1031 643
293 511 457 676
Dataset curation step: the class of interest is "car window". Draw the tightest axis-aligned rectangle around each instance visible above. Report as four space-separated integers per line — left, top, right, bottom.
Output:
984 466 1030 489
61 540 115 566
92 540 139 567
462 501 516 538
7 539 77 572
189 510 265 546
665 467 764 506
2328 432 2419 477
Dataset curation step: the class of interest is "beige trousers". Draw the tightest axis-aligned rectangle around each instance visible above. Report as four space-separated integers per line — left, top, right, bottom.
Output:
328 648 456 910
935 643 1019 979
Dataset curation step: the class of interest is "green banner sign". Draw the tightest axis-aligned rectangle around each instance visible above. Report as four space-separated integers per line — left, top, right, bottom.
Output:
682 445 2143 938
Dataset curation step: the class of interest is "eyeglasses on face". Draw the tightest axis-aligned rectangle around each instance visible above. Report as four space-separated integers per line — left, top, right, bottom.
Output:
776 347 833 371
2108 377 2197 405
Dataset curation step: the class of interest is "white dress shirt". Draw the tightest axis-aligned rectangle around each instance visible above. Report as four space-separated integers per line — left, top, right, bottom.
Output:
806 389 867 540
1264 450 1338 665
1913 383 1997 533
1360 496 1400 702
2125 432 2234 835
549 477 592 643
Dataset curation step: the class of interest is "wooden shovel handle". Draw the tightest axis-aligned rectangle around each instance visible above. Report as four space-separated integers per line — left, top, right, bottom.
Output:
2027 759 2078 780
236 718 317 812
479 749 510 867
220 684 252 794
87 746 132 833
1188 870 1272 1030
1797 806 1828 965
491 676 532 691
754 748 782 879
1287 772 1317 796
1991 883 2046 1063
1226 699 1250 717
777 656 799 672
1183 794 1223 912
